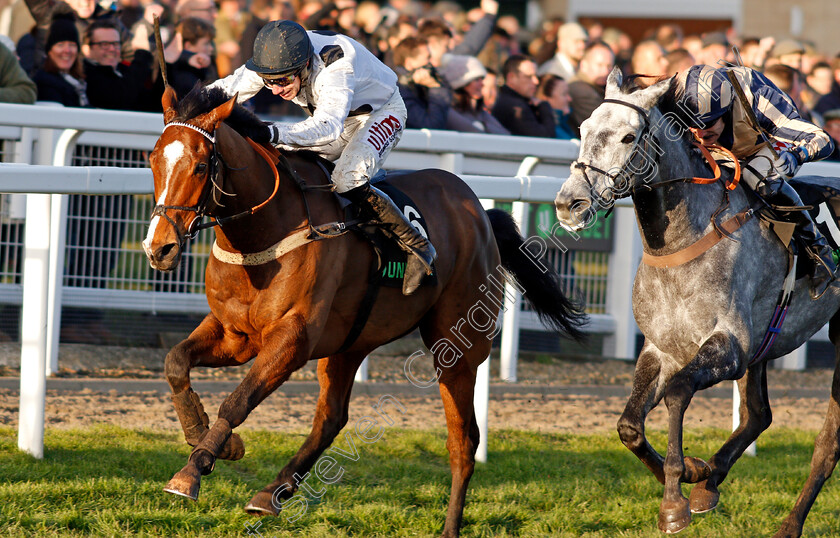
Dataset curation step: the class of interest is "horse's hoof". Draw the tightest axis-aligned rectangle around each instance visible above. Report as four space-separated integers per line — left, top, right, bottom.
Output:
245 491 280 516
164 464 202 501
689 480 719 513
218 432 245 461
658 498 691 534
682 456 711 484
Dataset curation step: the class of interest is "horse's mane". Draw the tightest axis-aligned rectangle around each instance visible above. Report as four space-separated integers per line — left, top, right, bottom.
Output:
172 85 271 144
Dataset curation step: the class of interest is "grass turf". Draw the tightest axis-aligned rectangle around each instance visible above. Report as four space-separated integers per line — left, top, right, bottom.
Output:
0 426 838 536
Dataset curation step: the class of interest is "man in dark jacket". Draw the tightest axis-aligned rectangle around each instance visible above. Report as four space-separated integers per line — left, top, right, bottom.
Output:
567 41 615 137
491 54 555 137
394 36 452 130
83 20 156 111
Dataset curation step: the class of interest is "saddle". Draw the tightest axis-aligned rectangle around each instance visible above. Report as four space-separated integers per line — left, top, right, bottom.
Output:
787 177 840 272
298 153 437 352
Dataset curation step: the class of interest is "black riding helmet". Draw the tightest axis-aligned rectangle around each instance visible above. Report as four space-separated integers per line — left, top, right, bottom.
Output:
245 20 313 75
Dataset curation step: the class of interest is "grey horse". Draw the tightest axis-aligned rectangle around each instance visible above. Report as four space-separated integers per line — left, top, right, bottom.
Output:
554 67 840 537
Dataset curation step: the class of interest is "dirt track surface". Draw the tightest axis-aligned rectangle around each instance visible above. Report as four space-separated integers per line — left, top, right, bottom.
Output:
0 342 835 434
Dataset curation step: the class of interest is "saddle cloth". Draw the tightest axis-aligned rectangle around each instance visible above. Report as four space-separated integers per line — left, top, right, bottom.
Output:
789 176 840 253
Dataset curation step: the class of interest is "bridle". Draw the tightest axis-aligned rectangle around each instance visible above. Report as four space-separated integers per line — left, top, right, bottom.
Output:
152 121 279 246
571 98 741 207
572 98 662 204
152 120 349 252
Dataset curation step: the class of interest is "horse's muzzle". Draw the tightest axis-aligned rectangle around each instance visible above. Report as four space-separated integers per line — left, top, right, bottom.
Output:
144 241 182 272
554 191 593 232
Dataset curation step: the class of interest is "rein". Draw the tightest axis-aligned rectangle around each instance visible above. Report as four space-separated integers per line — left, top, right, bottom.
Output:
155 119 356 266
575 98 749 268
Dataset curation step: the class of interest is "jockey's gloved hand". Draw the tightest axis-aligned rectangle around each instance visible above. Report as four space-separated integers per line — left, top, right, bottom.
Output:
265 122 282 146
774 150 802 179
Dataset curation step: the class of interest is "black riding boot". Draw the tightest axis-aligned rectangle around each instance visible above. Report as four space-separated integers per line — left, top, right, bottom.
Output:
761 180 837 299
344 184 436 295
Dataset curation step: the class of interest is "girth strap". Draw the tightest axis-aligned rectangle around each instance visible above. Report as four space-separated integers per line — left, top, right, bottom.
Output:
642 209 754 268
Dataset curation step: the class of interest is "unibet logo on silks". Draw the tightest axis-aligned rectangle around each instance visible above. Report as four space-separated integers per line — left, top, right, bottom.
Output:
366 115 403 156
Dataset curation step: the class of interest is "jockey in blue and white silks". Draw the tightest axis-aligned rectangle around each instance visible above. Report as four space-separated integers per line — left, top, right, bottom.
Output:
207 20 435 295
678 64 837 298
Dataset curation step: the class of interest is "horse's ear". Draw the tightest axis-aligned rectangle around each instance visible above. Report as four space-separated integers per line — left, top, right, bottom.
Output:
214 93 238 124
604 67 623 98
162 86 178 124
638 75 674 109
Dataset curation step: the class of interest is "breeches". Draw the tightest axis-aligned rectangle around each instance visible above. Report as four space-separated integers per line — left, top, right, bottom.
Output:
313 91 407 193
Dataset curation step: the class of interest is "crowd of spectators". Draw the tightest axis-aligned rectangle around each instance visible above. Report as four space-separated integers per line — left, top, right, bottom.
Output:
2 0 840 151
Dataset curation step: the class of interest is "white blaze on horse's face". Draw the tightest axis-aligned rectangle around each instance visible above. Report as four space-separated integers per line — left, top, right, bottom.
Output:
555 67 672 231
143 140 185 256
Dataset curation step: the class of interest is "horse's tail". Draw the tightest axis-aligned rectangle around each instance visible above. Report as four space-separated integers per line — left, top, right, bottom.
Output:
487 208 588 342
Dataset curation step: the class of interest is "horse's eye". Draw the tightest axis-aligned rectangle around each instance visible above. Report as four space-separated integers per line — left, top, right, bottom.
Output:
195 162 207 174
621 133 636 144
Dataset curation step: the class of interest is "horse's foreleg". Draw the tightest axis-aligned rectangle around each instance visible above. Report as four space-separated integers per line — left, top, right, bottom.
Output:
617 343 668 483
164 313 256 462
244 351 367 516
658 332 739 534
165 314 309 501
774 315 840 538
689 361 772 514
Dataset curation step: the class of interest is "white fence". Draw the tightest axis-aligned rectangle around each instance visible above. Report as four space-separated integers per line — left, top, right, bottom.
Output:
1 103 837 459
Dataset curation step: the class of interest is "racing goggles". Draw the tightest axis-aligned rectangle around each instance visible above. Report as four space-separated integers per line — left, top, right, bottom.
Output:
261 71 299 88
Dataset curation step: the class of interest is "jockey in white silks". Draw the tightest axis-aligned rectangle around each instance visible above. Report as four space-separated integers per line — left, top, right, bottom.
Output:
678 64 837 298
208 20 435 295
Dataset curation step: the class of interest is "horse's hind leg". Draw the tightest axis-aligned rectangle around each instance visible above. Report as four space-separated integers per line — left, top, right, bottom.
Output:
420 313 487 538
774 314 840 538
244 351 366 515
166 313 257 464
689 361 772 514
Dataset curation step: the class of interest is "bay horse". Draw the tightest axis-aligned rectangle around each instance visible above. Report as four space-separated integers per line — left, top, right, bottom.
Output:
554 67 840 537
143 85 587 537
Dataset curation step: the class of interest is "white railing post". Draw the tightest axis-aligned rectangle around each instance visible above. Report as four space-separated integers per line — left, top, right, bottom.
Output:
354 356 369 382
777 345 807 370
602 205 640 360
474 356 490 463
45 129 79 376
18 192 51 459
498 157 540 382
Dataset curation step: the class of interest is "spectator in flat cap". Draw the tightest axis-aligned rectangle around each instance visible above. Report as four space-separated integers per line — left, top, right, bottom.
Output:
441 54 508 134
0 37 37 103
538 21 587 81
770 38 805 72
32 12 89 106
